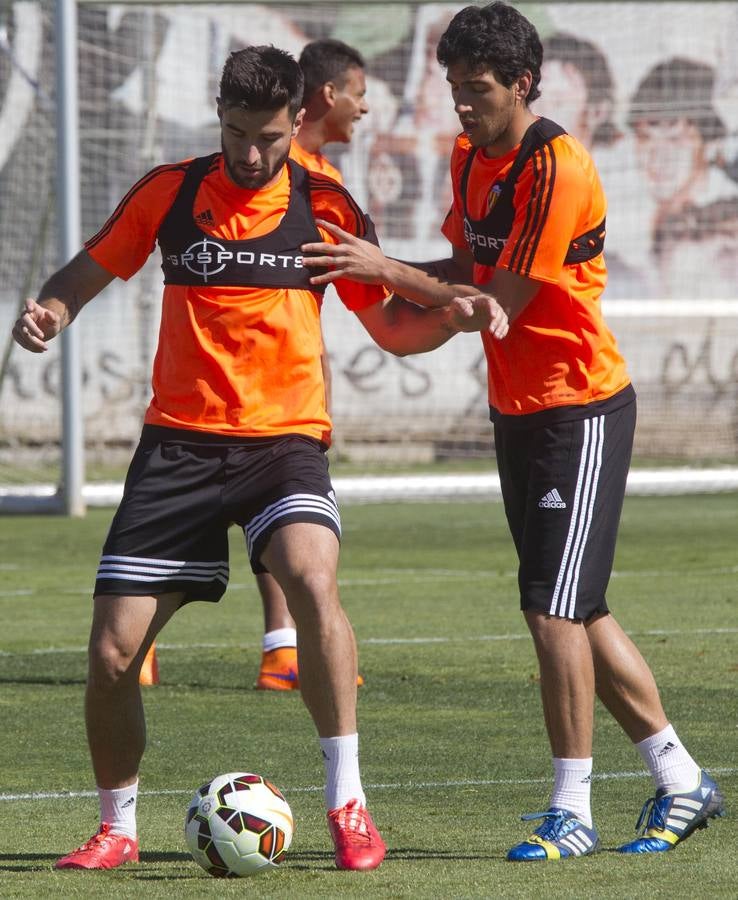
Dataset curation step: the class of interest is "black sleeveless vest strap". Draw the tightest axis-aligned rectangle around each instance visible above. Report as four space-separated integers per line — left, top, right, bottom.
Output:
158 154 216 245
158 154 325 292
460 118 605 267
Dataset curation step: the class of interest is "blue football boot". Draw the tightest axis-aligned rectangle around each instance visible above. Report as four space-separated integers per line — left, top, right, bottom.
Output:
507 808 600 861
618 770 725 853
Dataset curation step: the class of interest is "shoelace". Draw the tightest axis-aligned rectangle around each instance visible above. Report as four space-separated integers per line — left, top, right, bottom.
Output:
76 824 115 853
519 809 572 840
330 806 372 845
634 795 668 834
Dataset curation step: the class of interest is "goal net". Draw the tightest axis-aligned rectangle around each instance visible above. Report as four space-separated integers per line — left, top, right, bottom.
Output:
1 1 737 505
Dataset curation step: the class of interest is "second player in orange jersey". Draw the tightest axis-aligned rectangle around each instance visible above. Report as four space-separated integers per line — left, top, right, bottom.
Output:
300 1 724 862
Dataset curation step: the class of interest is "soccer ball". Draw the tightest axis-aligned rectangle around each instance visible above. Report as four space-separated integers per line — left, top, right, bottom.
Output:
184 772 293 877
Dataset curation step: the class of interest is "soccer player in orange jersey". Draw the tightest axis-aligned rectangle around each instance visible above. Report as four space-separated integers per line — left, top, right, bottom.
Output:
140 40 371 692
12 45 507 872
302 2 724 861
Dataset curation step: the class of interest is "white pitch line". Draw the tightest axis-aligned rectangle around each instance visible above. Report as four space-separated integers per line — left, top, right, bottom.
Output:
0 565 738 600
1 564 737 601
0 627 736 658
1 767 735 804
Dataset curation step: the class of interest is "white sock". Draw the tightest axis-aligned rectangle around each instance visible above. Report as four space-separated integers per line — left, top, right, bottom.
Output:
636 724 701 794
320 734 365 811
263 628 297 652
99 781 138 838
551 758 593 828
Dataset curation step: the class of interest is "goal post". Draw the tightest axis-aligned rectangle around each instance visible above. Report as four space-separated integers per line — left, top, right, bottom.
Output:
1 0 738 512
57 0 85 516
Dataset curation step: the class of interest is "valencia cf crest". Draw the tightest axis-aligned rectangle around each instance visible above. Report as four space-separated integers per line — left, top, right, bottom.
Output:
486 182 503 214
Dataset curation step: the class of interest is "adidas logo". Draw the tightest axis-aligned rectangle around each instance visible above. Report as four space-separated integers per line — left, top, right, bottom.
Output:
121 796 136 808
195 208 215 226
538 488 566 509
657 741 677 757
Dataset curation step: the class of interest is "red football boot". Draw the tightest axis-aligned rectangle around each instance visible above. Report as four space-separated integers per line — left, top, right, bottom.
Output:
55 823 139 870
327 799 386 870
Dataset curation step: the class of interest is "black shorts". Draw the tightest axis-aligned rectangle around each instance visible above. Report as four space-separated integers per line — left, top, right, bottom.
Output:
94 427 341 603
493 393 636 620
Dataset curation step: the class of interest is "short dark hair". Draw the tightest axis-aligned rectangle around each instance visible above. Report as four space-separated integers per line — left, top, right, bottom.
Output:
219 45 304 118
436 2 542 104
298 39 365 104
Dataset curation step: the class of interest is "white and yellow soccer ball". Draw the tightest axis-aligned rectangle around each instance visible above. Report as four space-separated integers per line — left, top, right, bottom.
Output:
185 772 294 877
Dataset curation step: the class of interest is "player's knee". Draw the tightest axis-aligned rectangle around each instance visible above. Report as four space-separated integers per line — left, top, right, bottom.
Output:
87 637 140 692
283 568 339 620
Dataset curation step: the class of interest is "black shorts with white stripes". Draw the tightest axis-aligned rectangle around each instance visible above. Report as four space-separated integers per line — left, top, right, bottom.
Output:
493 387 636 620
95 426 340 603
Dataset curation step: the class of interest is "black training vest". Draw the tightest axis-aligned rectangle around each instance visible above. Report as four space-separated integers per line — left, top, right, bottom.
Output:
158 153 325 292
461 117 605 268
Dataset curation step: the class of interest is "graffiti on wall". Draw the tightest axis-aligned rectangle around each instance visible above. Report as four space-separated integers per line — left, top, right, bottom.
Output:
1 1 737 447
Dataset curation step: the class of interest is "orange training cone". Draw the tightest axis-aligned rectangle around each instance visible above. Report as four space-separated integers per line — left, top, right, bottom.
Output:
139 642 159 685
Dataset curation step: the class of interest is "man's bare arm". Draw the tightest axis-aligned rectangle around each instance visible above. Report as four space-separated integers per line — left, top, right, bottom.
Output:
355 293 508 357
12 250 116 352
399 245 475 285
303 220 477 308
476 267 542 323
303 220 542 323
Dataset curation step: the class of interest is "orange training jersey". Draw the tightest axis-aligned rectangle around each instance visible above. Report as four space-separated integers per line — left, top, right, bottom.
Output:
442 122 630 417
289 140 343 183
85 154 387 443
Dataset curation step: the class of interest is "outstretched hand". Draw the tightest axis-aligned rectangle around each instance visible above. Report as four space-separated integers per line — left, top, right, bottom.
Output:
302 219 388 286
11 298 62 353
447 294 509 340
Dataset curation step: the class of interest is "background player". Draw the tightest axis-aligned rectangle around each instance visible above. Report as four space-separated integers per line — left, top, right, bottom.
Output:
252 38 370 692
12 44 507 872
300 1 725 861
290 38 368 179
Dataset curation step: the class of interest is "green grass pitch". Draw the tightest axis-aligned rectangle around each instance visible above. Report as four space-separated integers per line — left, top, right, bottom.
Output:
0 494 735 898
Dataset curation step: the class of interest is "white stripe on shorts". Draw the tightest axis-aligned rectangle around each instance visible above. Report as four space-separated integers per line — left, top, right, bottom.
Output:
96 555 229 586
245 492 341 557
549 416 605 618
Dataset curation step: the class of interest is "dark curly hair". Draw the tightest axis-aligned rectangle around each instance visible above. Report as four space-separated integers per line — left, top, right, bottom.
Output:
436 2 542 104
219 45 304 118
